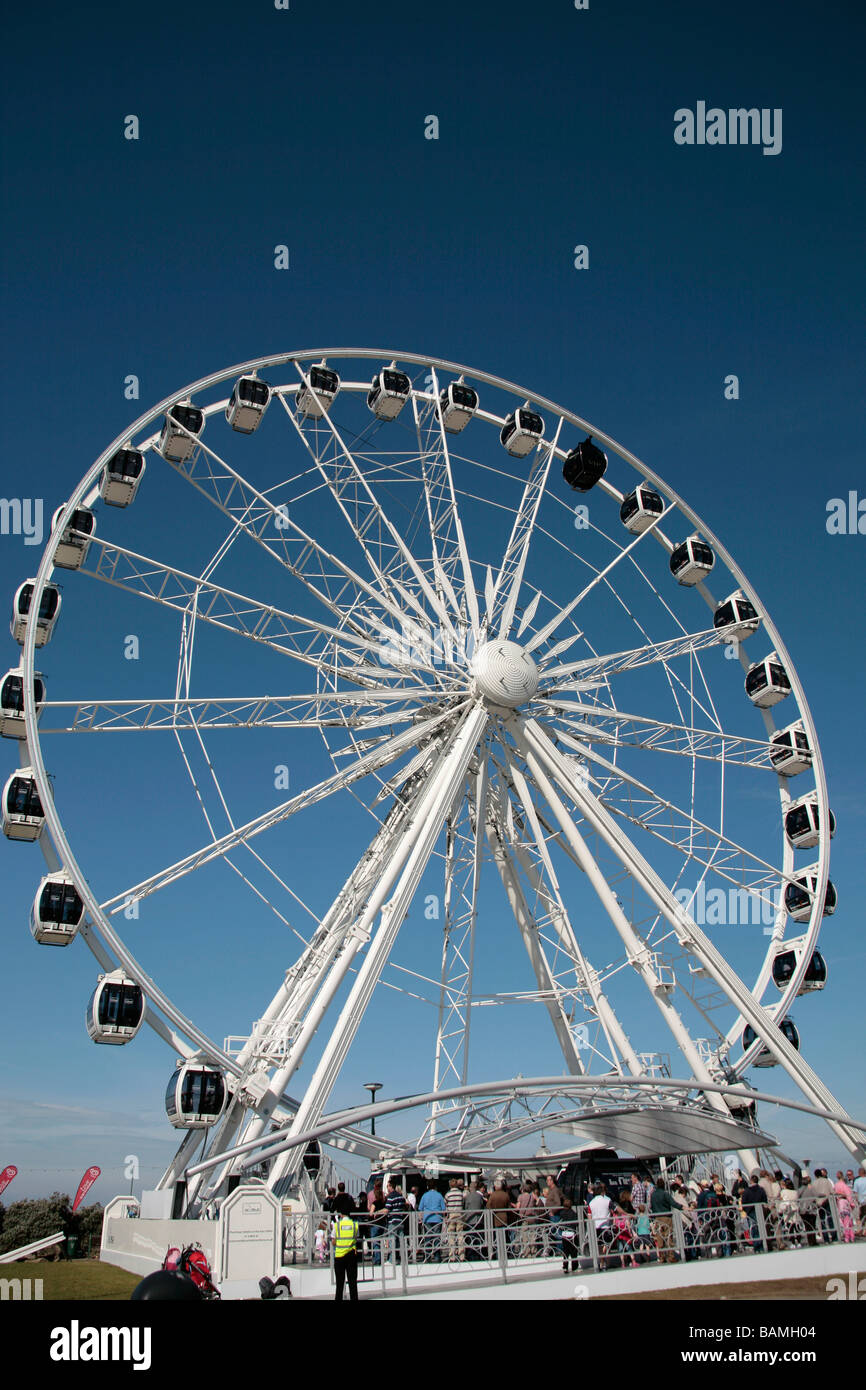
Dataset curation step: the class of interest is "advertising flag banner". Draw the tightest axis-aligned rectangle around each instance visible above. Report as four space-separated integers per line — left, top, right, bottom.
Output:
0 1165 17 1198
72 1165 101 1212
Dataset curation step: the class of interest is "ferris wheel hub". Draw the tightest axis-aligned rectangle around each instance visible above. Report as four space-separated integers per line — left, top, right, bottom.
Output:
471 639 540 708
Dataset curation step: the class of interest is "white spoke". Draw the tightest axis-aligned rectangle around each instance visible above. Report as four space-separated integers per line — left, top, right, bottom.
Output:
39 689 434 734
419 369 481 635
537 626 729 687
490 418 563 638
100 704 465 912
278 372 462 654
80 536 409 681
544 722 788 890
540 701 776 769
158 419 442 650
522 500 676 654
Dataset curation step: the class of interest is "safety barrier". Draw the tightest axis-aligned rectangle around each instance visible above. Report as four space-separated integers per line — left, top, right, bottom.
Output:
286 1193 858 1289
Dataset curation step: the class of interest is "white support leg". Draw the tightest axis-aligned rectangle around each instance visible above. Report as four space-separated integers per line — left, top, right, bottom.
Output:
506 718 744 1128
521 716 866 1161
267 705 488 1193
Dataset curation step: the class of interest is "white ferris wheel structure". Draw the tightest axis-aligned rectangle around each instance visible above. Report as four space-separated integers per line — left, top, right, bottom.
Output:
5 348 864 1209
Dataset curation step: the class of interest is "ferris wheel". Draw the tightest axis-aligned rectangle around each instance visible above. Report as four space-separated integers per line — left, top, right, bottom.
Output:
4 348 863 1202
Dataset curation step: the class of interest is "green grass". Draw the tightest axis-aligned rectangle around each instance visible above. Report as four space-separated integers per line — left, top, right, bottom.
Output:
4 1259 141 1301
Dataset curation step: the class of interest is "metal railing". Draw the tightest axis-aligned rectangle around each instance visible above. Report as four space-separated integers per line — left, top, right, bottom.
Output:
285 1193 857 1291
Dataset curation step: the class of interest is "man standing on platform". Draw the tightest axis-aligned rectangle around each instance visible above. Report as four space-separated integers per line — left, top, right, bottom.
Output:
331 1209 359 1302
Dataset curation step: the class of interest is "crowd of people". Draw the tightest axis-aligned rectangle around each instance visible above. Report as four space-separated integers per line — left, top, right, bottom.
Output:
313 1161 866 1283
579 1164 865 1269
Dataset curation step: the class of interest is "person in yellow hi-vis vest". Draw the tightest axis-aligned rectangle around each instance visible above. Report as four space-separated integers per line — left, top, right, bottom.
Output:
331 1210 359 1301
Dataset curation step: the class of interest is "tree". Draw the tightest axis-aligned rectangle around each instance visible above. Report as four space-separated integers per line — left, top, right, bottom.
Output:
73 1203 104 1253
0 1192 72 1257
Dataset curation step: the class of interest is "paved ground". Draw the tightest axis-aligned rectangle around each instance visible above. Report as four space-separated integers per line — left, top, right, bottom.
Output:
593 1274 849 1300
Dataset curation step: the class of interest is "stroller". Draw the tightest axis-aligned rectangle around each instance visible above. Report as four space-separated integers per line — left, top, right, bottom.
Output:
163 1243 221 1299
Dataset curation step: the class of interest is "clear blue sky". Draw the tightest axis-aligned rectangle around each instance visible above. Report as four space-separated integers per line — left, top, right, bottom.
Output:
1 0 863 1203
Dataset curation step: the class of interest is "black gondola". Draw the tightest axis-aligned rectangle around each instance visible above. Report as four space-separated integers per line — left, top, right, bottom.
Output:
1 668 45 739
31 872 85 945
772 948 827 994
50 506 95 570
226 376 271 433
669 534 715 586
11 581 61 646
784 795 836 850
367 366 411 420
2 767 46 840
769 721 812 776
86 971 145 1043
620 484 664 534
165 1060 228 1128
785 866 837 923
159 403 205 462
713 590 761 640
500 405 544 458
742 1017 800 1067
439 380 478 433
745 652 791 708
562 436 608 492
295 364 340 420
302 1140 322 1177
100 447 146 507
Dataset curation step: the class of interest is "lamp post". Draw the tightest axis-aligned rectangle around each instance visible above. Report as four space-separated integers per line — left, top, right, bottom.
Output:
364 1082 383 1136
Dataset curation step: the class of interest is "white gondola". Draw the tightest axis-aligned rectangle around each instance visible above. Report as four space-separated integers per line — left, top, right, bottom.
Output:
784 794 836 850
50 505 95 570
620 484 664 534
562 436 608 491
100 447 146 507
158 402 205 462
2 766 46 840
769 720 812 776
439 379 478 433
165 1059 228 1129
500 404 544 457
713 589 761 640
727 1091 758 1125
367 365 411 420
1 667 45 739
11 580 61 647
86 970 145 1044
785 865 837 923
772 947 827 994
225 376 271 434
742 1018 800 1067
31 871 85 945
669 534 715 586
295 363 340 420
745 652 791 708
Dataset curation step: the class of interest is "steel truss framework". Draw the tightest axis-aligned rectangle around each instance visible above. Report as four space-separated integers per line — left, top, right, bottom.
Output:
180 1077 866 1181
15 348 864 1208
